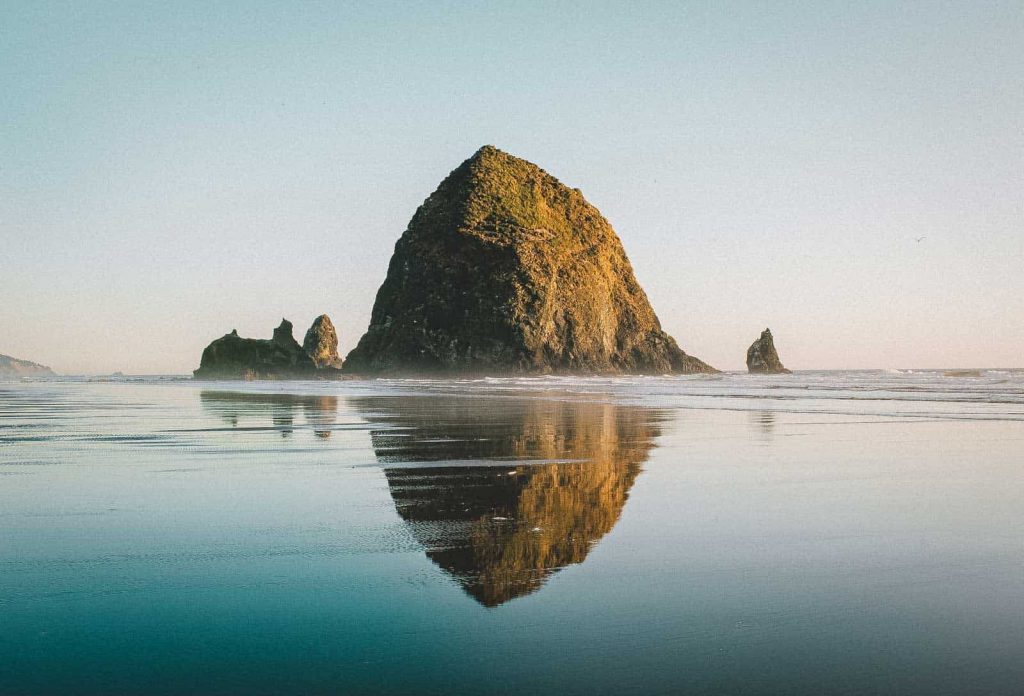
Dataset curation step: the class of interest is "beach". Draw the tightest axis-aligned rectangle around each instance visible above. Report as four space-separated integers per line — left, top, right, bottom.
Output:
2 372 1022 694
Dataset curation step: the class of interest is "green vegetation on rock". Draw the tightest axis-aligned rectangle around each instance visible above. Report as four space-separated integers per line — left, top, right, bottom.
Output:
345 146 715 375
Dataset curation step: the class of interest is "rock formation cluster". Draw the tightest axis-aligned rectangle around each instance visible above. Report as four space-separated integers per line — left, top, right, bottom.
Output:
194 317 342 379
746 328 791 374
195 146 721 379
344 146 714 376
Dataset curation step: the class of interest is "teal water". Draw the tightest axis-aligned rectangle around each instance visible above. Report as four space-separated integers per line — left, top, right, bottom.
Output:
1 373 1022 694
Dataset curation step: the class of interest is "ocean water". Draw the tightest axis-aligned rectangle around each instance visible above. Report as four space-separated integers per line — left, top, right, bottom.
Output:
1 371 1022 695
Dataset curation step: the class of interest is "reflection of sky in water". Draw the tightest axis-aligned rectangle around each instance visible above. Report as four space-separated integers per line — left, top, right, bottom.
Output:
1 376 1022 694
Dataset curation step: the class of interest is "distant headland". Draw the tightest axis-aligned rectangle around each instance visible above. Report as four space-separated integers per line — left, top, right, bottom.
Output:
0 354 55 378
194 146 718 379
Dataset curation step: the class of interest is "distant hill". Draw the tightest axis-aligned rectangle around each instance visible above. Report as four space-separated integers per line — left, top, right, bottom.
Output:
0 354 56 377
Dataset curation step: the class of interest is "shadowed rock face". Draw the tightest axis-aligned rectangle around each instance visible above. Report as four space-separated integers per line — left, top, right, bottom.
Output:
344 146 714 376
746 328 791 374
194 319 316 379
303 314 343 369
354 395 665 606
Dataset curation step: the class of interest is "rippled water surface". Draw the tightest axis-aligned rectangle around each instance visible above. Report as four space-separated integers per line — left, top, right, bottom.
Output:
2 371 1022 694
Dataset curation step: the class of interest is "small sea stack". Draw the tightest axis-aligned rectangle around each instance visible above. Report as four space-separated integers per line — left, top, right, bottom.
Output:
303 314 343 369
746 328 791 374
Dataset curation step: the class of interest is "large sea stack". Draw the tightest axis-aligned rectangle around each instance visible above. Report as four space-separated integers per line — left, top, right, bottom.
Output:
344 146 714 375
194 319 316 379
746 328 791 374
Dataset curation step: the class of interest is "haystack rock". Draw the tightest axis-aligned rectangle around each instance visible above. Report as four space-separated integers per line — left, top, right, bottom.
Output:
194 319 316 379
344 146 714 375
746 328 791 374
303 314 343 369
0 354 56 378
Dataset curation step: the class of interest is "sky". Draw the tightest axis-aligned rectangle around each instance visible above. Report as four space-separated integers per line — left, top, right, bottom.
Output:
1 1 1021 374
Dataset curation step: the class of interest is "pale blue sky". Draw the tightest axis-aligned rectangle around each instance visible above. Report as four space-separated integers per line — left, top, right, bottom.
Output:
2 1 1021 373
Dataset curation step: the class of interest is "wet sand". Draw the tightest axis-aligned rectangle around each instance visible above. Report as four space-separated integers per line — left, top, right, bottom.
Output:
1 373 1022 694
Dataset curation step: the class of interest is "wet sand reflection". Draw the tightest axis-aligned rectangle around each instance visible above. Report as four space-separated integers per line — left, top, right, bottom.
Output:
199 391 338 438
749 410 776 439
354 396 666 607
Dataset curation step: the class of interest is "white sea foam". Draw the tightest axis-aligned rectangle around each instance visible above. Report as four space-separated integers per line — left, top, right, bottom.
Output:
153 369 1024 422
9 369 1021 424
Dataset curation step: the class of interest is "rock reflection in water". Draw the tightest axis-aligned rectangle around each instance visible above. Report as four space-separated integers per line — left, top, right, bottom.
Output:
749 410 776 439
199 391 338 438
354 396 665 607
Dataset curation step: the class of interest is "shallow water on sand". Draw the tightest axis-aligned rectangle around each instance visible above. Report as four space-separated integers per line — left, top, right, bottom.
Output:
1 372 1022 695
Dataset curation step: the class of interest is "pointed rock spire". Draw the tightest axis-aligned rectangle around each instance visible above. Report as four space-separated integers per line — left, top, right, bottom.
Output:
304 314 342 369
746 328 791 374
272 319 298 348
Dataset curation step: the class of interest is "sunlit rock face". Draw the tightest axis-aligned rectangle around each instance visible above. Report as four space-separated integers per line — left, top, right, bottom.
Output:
354 395 665 606
344 146 714 376
303 314 343 369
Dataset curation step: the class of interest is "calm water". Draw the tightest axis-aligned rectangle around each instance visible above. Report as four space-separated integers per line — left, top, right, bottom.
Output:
1 372 1022 695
